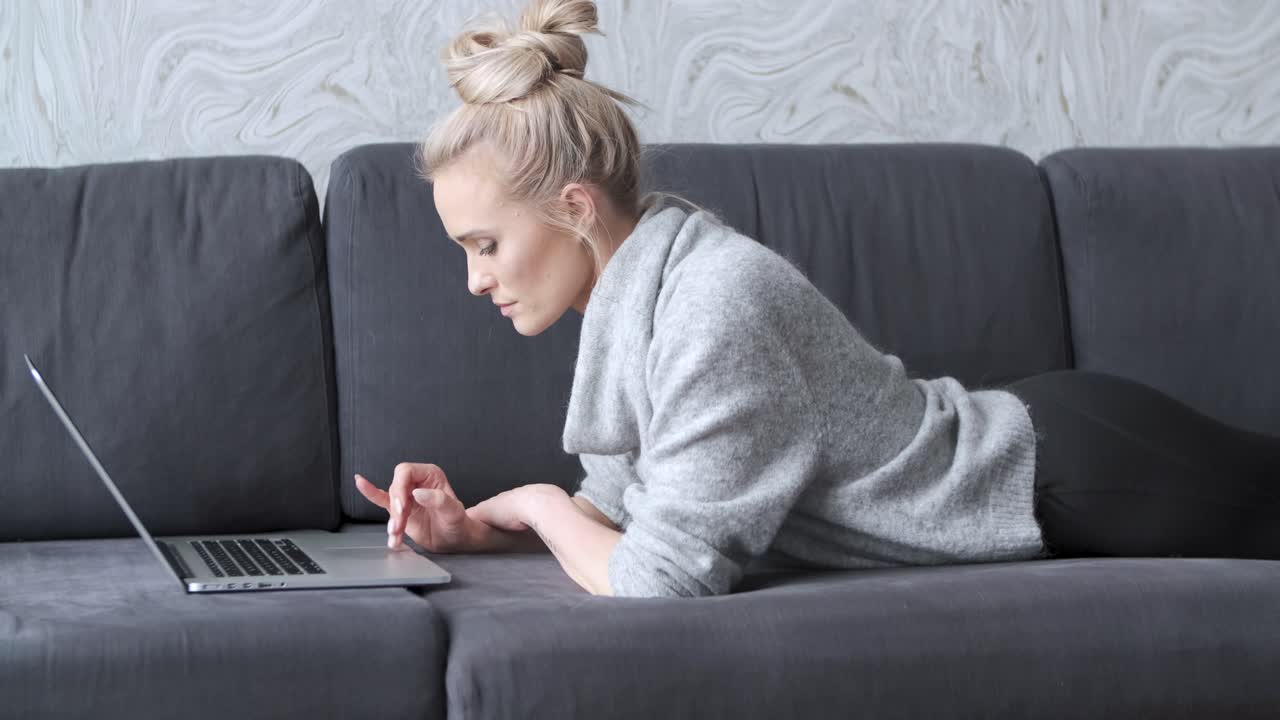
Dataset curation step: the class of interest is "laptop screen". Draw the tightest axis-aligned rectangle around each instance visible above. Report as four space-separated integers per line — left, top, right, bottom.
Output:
24 353 184 585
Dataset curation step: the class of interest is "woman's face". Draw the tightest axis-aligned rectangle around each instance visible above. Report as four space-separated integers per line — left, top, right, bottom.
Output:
432 146 595 336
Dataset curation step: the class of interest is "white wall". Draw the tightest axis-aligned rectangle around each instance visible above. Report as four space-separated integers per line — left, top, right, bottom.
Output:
2 0 1277 199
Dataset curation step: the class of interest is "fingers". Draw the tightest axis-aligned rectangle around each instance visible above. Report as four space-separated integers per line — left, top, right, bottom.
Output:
387 463 422 546
355 473 401 548
369 463 456 550
391 463 447 549
390 464 454 532
412 487 452 514
434 473 461 502
412 487 464 526
354 474 388 510
466 494 527 533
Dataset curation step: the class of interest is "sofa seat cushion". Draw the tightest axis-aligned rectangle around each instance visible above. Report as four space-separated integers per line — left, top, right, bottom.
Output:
420 551 1280 719
0 532 446 720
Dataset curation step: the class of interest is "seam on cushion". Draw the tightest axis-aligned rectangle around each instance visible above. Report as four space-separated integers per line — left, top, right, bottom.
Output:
1035 161 1075 370
260 162 296 528
1060 155 1096 367
299 168 341 529
347 162 361 519
748 148 764 242
1080 161 1097 361
264 159 339 529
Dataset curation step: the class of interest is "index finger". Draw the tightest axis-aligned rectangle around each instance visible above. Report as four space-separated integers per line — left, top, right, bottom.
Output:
387 463 424 538
354 474 389 510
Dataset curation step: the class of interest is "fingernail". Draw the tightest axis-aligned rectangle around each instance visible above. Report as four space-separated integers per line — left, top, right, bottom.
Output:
393 498 402 515
387 535 395 549
387 518 394 534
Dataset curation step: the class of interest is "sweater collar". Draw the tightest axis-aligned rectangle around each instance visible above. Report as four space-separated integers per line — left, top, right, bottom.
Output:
585 200 672 308
562 200 691 454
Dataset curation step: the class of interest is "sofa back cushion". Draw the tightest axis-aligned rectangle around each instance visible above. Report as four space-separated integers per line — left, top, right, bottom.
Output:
326 143 1069 521
1041 148 1280 435
1 156 341 541
644 143 1069 384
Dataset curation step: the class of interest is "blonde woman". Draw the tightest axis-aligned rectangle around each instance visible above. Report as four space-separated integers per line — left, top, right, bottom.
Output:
355 0 1280 598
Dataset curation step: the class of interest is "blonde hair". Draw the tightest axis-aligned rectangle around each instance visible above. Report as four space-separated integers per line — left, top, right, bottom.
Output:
418 0 662 273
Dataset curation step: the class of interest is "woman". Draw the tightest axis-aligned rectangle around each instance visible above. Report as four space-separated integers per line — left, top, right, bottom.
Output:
355 0 1280 598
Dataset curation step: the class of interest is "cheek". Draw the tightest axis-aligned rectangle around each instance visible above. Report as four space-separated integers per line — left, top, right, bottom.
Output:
519 235 564 290
504 229 587 308
494 242 542 298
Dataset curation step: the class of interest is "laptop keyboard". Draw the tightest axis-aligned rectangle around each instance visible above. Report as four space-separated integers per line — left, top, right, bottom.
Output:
191 539 325 577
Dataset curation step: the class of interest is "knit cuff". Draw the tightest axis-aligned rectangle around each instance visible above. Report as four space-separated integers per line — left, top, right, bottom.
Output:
987 390 1050 560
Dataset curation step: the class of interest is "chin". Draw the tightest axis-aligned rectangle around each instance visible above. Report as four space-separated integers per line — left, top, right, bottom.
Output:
512 321 541 337
511 307 565 337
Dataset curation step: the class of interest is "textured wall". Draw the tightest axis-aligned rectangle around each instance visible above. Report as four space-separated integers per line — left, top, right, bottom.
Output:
2 0 1278 199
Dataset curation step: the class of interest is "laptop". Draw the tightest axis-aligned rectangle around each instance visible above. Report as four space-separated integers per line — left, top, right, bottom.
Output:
25 353 451 593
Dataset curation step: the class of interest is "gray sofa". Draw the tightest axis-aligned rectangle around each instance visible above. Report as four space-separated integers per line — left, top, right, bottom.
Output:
3 142 1278 719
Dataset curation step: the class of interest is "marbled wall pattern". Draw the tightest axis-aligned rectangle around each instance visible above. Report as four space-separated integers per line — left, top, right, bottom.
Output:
2 0 1278 199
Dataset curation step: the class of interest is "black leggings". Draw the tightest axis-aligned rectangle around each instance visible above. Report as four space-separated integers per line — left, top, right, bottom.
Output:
1003 369 1280 560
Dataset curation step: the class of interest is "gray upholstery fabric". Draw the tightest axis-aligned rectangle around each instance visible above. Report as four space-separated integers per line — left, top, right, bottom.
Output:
326 142 1070 521
405 540 1280 719
1040 148 1280 435
0 156 341 541
0 529 445 720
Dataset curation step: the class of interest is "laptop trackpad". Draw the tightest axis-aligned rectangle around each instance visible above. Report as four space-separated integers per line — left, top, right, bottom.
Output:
323 547 397 560
322 545 435 565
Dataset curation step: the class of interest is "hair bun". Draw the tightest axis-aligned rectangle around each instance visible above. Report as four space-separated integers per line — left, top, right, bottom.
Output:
444 0 599 105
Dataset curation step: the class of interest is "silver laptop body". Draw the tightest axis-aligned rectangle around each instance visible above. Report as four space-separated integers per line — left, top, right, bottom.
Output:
25 354 451 593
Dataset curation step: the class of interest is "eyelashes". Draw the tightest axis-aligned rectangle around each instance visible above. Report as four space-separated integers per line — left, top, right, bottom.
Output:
478 242 496 257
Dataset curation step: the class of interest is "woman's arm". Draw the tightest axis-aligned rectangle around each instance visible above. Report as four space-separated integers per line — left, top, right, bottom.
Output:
469 494 619 553
572 495 621 531
469 484 623 595
528 487 622 595
469 523 548 553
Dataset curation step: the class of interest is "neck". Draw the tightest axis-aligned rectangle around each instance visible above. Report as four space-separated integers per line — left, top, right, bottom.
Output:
572 209 640 314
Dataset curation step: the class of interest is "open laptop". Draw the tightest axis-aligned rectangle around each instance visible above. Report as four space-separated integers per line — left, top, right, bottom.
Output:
25 353 451 593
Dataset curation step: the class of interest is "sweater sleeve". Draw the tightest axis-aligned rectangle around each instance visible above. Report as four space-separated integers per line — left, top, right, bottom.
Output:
573 453 636 530
607 285 825 598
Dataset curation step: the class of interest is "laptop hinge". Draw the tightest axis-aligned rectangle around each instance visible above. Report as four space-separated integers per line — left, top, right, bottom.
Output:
157 540 194 579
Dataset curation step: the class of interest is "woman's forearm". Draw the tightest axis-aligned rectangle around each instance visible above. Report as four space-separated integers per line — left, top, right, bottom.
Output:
527 488 622 595
466 495 619 554
469 522 549 553
571 495 620 531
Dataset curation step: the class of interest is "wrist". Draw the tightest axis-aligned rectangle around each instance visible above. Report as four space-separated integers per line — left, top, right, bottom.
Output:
522 484 570 531
467 516 545 553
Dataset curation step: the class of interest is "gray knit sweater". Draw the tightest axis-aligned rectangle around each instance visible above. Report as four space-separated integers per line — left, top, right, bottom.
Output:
564 202 1048 599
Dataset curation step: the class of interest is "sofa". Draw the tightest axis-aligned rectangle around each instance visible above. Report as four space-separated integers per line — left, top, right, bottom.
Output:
2 141 1278 719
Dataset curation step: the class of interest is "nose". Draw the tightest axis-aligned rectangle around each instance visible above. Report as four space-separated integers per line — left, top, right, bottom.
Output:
467 260 495 297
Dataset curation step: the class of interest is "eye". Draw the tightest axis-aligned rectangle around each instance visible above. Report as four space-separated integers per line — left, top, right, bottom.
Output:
478 242 497 257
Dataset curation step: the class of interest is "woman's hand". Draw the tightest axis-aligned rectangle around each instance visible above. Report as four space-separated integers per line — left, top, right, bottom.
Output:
355 462 483 552
467 483 566 533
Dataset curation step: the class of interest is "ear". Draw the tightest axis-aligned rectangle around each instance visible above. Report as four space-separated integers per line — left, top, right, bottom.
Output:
560 183 597 228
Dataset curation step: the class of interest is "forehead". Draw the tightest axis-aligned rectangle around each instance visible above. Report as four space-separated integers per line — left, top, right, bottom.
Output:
432 147 507 235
